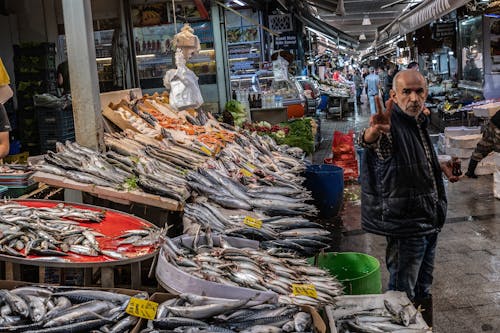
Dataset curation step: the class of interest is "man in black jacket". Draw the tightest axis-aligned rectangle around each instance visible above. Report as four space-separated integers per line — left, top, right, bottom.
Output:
359 70 459 325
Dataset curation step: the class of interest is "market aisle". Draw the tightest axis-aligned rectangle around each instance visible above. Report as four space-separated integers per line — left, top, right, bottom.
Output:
316 108 500 332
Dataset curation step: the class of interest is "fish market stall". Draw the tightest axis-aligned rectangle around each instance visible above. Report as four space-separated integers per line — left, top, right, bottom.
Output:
0 200 160 289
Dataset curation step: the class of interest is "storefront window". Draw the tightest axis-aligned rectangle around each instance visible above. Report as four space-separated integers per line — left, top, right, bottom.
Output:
459 16 483 83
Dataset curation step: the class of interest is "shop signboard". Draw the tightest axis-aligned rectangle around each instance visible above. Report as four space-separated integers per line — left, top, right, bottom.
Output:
433 22 456 39
274 32 298 50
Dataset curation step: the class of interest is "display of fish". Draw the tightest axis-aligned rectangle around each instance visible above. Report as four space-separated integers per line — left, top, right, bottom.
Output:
0 286 145 333
329 298 430 333
183 202 330 257
140 293 316 333
159 234 343 307
0 201 160 260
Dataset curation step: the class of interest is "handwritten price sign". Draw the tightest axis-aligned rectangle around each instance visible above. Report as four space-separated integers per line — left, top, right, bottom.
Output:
291 284 318 298
244 216 263 229
125 297 158 320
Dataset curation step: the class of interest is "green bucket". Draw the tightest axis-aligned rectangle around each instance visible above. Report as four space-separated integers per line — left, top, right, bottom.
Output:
310 252 382 295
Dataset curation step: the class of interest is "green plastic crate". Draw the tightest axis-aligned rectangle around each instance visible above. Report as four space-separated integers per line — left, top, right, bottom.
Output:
5 182 38 198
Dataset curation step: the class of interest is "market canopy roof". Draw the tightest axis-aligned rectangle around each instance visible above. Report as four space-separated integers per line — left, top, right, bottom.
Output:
375 0 470 47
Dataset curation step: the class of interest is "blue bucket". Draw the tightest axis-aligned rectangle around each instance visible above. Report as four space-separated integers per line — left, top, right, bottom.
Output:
304 164 344 218
318 94 329 111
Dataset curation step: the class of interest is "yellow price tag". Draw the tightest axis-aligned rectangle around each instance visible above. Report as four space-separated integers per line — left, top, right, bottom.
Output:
292 284 318 298
244 216 262 229
240 169 253 177
245 163 257 170
200 146 212 156
125 297 158 320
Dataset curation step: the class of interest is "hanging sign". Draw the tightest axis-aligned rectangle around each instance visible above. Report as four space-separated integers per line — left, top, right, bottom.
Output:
274 32 298 50
433 22 456 39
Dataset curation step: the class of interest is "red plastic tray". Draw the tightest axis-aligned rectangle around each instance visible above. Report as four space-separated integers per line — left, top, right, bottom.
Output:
5 200 159 265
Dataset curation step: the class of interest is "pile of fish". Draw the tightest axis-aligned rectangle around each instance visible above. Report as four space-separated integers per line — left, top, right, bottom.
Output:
0 286 145 333
35 138 191 203
183 201 329 257
0 201 160 261
329 294 429 333
141 293 317 333
160 235 343 306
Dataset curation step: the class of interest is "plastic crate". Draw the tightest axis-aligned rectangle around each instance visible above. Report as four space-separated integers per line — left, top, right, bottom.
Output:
14 54 56 73
40 132 75 153
14 43 56 56
0 185 8 198
4 182 38 198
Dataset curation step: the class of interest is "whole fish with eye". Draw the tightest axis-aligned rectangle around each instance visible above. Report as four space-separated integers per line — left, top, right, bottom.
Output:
0 286 145 333
141 293 315 333
0 201 161 261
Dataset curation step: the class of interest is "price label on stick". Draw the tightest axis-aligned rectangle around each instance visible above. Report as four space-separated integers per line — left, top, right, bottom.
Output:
200 146 212 156
244 216 262 229
125 297 158 320
292 284 318 298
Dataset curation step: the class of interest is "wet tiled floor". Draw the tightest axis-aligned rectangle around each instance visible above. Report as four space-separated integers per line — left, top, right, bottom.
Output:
314 97 500 333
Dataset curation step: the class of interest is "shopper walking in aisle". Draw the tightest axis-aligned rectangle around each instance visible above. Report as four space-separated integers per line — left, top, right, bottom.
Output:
383 67 395 104
358 70 460 326
353 69 363 105
364 67 380 115
0 57 12 158
465 110 500 199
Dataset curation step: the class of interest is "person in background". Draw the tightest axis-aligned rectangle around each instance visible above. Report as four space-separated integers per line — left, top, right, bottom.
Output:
364 67 380 115
57 60 71 96
0 57 12 158
378 66 388 103
465 110 500 199
359 70 459 326
407 61 419 71
353 69 363 105
383 67 395 104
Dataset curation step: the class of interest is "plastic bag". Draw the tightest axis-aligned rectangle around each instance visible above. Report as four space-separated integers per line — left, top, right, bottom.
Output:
165 49 203 111
272 55 289 81
33 93 72 109
332 130 355 155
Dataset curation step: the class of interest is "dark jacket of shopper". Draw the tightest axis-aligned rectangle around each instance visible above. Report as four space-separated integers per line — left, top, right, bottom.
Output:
360 105 447 237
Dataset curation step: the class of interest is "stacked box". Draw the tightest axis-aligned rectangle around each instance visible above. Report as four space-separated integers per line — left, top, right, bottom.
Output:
14 43 57 156
37 106 75 153
444 128 483 171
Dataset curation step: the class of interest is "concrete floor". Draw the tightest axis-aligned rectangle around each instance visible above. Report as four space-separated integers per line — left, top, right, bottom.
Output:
314 98 500 333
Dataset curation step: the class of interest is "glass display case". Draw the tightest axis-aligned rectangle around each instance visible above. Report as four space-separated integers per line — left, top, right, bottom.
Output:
230 70 305 107
133 22 216 90
226 9 263 77
459 16 484 84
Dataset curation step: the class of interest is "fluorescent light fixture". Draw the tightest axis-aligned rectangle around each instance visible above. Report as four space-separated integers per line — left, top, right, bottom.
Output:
432 59 438 64
96 57 112 61
233 0 246 6
362 15 371 26
359 33 366 40
338 45 347 50
448 51 454 56
137 54 156 58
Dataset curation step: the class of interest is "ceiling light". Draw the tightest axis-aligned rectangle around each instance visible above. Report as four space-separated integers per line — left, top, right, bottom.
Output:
232 0 246 6
359 33 366 40
362 15 371 26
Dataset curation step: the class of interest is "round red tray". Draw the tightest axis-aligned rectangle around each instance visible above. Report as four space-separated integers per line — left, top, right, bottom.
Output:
0 200 159 267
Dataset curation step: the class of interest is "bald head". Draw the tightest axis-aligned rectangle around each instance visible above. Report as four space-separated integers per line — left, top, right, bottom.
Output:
390 70 428 117
392 70 426 91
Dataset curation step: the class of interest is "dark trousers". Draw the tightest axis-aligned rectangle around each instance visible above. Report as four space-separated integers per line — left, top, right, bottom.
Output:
386 233 438 301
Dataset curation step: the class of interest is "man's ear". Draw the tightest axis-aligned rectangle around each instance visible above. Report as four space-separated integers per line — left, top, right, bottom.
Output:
389 89 397 102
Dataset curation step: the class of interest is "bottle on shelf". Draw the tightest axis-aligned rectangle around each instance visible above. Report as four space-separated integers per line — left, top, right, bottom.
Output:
257 94 262 108
248 93 253 108
232 90 237 100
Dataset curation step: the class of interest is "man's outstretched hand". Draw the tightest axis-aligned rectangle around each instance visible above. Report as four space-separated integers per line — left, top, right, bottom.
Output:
364 96 392 143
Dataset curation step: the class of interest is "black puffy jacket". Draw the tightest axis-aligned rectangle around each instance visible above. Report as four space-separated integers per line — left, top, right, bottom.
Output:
360 106 447 238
